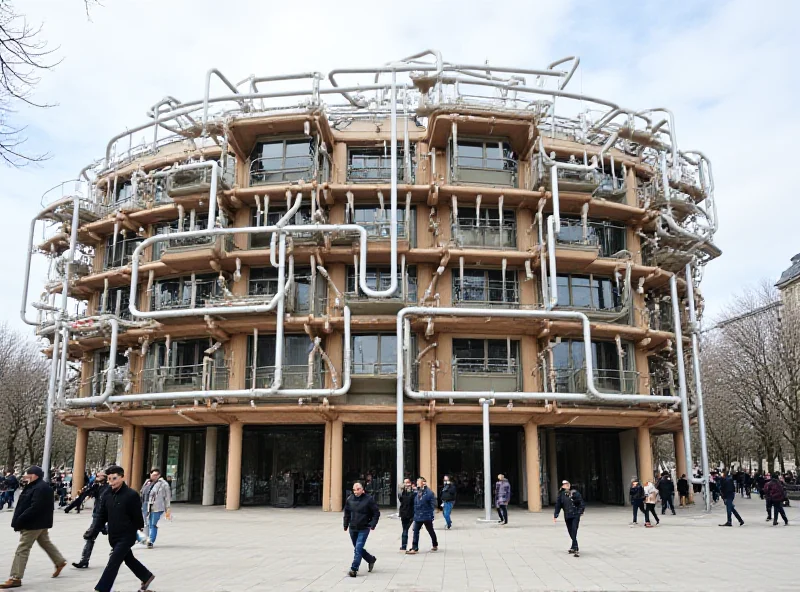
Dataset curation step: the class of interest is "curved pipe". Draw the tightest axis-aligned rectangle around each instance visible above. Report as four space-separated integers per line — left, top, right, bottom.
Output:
201 68 244 135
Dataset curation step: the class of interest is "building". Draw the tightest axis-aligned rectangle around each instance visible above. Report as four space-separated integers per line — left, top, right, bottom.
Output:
26 53 720 511
777 253 800 319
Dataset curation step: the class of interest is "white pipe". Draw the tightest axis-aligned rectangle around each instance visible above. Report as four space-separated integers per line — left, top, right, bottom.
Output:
546 216 558 308
480 397 494 521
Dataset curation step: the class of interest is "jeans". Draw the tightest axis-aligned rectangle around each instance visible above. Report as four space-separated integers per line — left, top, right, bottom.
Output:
496 504 508 523
724 497 743 524
770 501 788 525
348 528 374 572
400 518 412 549
661 495 675 514
565 516 580 550
644 503 659 524
95 537 152 592
442 501 453 527
10 529 65 580
0 491 13 509
148 511 164 544
632 499 644 522
411 520 438 550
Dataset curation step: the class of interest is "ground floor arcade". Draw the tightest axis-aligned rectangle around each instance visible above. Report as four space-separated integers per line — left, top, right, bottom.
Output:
64 404 690 511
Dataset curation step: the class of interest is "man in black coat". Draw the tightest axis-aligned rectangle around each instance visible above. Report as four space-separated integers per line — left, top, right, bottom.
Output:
657 472 676 515
86 465 154 592
1 466 67 589
343 481 380 578
718 470 744 527
554 480 585 558
71 470 109 569
397 478 415 551
677 474 690 507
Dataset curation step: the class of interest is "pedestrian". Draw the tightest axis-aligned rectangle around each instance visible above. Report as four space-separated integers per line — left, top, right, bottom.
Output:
406 477 438 555
553 480 585 557
718 470 744 527
137 472 156 545
343 481 379 578
677 474 690 507
629 478 645 525
85 465 154 592
643 480 660 527
710 471 720 503
398 478 415 551
71 471 109 569
142 469 171 548
1 466 67 589
657 472 676 515
495 474 511 525
763 473 789 526
1 471 18 511
744 472 752 498
756 473 766 499
439 475 456 530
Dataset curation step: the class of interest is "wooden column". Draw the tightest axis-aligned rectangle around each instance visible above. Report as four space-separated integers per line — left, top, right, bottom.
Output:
330 419 344 511
419 419 431 484
525 421 542 512
322 420 333 511
637 426 654 484
673 430 693 503
202 427 218 506
429 420 438 495
228 334 248 391
225 421 243 510
71 428 89 498
130 426 146 491
120 424 134 480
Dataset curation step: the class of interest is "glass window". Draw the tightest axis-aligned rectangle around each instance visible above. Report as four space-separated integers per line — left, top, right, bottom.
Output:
346 267 416 300
571 276 592 308
249 206 313 248
452 338 518 373
556 274 621 310
151 273 218 310
352 335 397 375
454 269 518 304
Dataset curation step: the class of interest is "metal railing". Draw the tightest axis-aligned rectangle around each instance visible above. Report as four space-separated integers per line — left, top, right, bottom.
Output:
592 174 627 202
249 155 315 186
453 280 519 308
347 154 411 183
166 166 233 196
452 219 516 248
555 218 599 249
452 156 517 187
151 279 223 311
346 275 417 302
349 219 409 241
352 361 397 376
246 276 327 314
87 366 129 398
245 363 323 390
140 363 229 393
554 367 640 395
452 357 521 391
102 237 144 270
152 233 233 260
541 165 602 192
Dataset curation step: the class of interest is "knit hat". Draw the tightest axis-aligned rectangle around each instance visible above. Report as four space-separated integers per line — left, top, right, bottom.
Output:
24 466 44 479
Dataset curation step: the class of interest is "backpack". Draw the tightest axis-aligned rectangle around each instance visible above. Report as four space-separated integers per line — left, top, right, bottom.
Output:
768 481 786 503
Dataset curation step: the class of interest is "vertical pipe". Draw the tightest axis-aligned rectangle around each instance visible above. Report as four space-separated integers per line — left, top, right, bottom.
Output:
481 398 493 521
396 307 405 512
202 426 218 506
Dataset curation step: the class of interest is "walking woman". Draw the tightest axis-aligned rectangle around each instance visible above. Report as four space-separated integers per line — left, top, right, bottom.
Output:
643 480 660 527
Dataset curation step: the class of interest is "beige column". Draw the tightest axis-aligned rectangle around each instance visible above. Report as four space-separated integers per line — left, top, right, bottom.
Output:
673 430 693 503
225 421 243 510
71 428 89 498
419 420 431 484
130 426 146 491
429 421 438 495
120 424 134 480
202 427 218 506
525 421 542 512
228 334 247 390
322 420 333 511
637 426 654 484
330 419 344 511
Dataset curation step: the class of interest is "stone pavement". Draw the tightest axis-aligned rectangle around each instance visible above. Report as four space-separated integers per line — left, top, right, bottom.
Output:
0 495 797 591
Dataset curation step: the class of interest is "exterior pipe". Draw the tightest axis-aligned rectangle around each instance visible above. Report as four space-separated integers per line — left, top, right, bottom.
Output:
201 68 243 135
479 398 494 521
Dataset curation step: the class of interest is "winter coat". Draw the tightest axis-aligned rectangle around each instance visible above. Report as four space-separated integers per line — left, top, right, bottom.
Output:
343 492 380 531
554 488 585 519
764 479 786 503
91 483 110 520
677 478 690 496
413 486 437 522
10 478 54 532
398 488 415 520
657 478 675 498
495 479 511 506
629 484 645 502
644 483 658 504
720 476 736 500
146 478 171 513
440 483 457 502
90 482 144 543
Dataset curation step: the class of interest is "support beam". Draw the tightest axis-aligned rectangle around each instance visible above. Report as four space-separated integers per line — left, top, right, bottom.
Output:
202 427 218 506
429 420 438 496
225 421 243 510
130 426 146 491
637 426 654 484
71 428 89 498
322 420 332 511
419 419 431 483
673 430 692 503
524 421 541 512
330 419 343 512
120 425 134 480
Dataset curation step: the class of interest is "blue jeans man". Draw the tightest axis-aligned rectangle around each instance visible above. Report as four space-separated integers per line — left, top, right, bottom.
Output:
148 511 164 544
442 501 453 528
348 528 375 573
723 497 743 525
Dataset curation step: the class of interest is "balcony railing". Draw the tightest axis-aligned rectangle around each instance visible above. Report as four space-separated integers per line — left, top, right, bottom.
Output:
249 155 315 186
453 281 520 308
245 277 327 314
452 220 516 249
152 233 234 260
347 155 411 183
140 363 229 393
245 363 323 390
592 174 627 202
542 166 602 193
102 237 143 270
452 157 517 187
352 362 397 376
555 218 599 249
87 365 130 397
452 358 520 392
166 166 233 197
554 367 639 395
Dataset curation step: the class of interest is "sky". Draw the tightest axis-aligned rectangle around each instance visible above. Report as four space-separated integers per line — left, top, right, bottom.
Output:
2 0 798 334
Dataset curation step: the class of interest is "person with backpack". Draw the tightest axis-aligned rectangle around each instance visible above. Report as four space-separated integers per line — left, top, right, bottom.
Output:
763 473 789 526
629 478 645 525
553 480 585 557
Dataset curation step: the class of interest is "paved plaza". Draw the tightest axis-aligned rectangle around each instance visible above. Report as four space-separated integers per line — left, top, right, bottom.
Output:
0 496 797 591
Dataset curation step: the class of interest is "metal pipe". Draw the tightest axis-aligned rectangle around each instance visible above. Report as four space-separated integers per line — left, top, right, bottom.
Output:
201 68 243 135
480 398 494 521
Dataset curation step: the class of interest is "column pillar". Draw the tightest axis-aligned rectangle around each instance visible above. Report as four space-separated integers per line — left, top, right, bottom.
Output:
120 424 134 480
225 421 243 511
130 426 146 491
547 429 558 503
637 426 654 484
673 430 692 502
330 419 344 512
419 419 431 483
429 420 438 495
524 421 542 512
71 428 89 498
202 427 218 506
322 420 333 511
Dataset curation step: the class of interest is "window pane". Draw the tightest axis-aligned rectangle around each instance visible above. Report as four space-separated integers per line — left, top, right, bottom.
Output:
353 336 378 374
285 140 311 157
285 335 311 366
571 276 592 308
452 338 484 360
380 335 397 374
556 275 570 306
552 342 570 369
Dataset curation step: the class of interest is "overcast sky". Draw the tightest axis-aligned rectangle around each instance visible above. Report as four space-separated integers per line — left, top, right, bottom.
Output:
2 0 797 334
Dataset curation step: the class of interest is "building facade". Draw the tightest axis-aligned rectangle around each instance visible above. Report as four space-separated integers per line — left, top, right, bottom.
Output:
27 54 720 511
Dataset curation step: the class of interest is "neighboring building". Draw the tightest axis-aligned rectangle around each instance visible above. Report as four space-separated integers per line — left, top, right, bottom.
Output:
777 253 800 319
28 54 720 511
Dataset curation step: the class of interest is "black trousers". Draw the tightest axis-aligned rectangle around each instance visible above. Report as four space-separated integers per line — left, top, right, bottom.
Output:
400 518 412 549
496 505 508 523
644 503 659 524
769 501 788 525
766 498 772 519
64 490 89 513
411 520 438 550
95 537 152 592
661 495 675 513
565 516 580 550
632 499 644 522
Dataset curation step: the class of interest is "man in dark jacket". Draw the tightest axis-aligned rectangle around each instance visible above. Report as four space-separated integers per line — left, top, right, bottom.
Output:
71 470 109 569
554 480 585 557
86 465 154 592
629 478 645 525
677 474 690 507
763 474 789 526
398 478 415 551
439 475 456 530
406 477 438 555
657 472 676 515
718 470 744 527
343 481 380 578
1 466 67 589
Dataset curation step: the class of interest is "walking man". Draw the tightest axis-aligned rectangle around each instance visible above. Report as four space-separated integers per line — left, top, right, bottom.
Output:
86 465 154 592
763 473 789 526
406 477 438 555
398 478 415 551
142 469 171 548
554 480 585 557
495 474 511 525
1 466 67 589
657 472 676 515
440 475 456 529
718 470 744 527
677 474 690 507
71 471 109 569
629 478 645 525
343 482 379 578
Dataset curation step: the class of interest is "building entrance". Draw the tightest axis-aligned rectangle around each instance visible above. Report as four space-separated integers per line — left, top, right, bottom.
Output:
437 425 523 507
145 429 207 504
555 429 623 505
240 426 324 507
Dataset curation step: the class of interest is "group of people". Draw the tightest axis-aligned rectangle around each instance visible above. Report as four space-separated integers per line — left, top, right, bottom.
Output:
628 472 687 527
2 465 171 591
